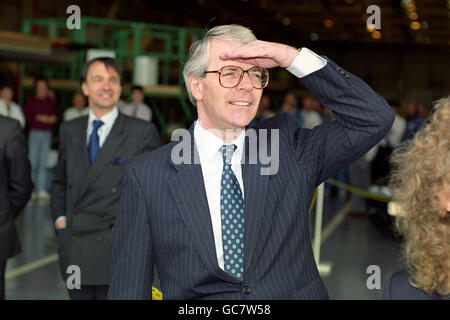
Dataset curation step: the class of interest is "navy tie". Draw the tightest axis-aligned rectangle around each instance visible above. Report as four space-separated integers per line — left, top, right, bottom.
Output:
220 144 245 280
88 120 104 164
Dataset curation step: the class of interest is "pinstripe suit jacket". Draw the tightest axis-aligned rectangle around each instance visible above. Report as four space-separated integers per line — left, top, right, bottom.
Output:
109 58 395 299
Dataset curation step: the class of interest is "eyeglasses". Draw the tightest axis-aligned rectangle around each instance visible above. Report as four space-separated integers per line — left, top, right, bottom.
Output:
204 65 269 89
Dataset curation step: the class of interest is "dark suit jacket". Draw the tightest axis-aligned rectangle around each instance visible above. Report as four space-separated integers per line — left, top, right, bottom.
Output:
109 58 395 299
0 116 33 261
382 270 445 300
50 112 160 285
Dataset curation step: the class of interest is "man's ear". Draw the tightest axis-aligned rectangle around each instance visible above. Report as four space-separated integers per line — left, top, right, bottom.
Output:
189 75 203 102
81 82 88 96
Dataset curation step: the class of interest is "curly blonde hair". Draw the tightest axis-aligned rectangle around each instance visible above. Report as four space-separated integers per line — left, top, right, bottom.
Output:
389 96 450 298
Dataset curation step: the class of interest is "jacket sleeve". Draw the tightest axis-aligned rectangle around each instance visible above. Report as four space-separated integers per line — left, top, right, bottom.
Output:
288 58 395 186
50 123 68 223
6 120 33 217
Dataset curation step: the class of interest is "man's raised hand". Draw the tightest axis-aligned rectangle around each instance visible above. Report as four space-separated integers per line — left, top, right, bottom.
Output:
220 40 299 69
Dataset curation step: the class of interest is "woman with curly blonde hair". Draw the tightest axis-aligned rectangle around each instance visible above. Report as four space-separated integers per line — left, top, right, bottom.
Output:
382 96 450 300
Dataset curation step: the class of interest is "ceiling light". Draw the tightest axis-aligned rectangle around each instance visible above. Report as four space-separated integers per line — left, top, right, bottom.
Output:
408 12 418 20
371 31 382 39
410 21 421 30
366 24 376 32
323 19 334 28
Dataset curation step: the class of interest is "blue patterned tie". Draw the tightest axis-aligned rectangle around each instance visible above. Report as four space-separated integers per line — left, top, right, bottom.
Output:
220 144 245 280
88 120 104 164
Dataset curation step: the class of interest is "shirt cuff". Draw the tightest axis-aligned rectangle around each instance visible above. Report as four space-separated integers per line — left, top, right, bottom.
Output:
286 47 327 78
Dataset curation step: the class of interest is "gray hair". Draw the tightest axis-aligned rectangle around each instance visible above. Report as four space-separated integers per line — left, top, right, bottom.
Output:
183 24 257 106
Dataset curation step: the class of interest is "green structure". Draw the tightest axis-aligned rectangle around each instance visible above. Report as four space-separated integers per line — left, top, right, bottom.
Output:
20 17 204 138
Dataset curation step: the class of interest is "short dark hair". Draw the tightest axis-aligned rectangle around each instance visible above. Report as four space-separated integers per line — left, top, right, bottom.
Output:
80 57 123 85
130 85 144 93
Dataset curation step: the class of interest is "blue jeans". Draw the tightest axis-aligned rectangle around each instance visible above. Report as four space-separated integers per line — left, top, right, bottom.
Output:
28 129 52 192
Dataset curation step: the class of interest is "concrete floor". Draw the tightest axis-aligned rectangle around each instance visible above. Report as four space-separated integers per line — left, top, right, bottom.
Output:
5 191 403 300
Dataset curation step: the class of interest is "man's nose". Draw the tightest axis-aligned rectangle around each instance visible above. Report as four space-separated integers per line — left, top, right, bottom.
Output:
236 72 254 90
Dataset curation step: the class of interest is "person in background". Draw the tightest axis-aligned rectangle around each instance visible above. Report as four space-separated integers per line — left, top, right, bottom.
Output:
0 85 25 128
0 116 33 299
371 100 406 186
384 100 406 149
63 92 88 122
301 96 322 129
23 77 58 201
119 85 152 122
280 91 302 127
383 96 450 300
416 103 428 125
402 101 424 142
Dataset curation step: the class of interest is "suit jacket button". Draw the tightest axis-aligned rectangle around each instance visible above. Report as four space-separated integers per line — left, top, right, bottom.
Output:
111 188 116 193
97 236 103 241
243 286 251 295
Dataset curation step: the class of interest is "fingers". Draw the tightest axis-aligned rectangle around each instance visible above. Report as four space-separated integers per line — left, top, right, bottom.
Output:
220 41 272 61
220 40 299 68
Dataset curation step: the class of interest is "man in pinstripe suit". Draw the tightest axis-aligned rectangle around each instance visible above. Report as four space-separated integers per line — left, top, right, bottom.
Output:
109 25 394 300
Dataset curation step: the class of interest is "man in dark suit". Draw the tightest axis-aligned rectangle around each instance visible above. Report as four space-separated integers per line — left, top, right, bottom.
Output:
109 25 395 300
0 116 33 299
51 57 160 299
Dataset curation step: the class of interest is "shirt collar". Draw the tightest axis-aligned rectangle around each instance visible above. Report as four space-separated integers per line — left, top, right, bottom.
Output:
194 120 246 162
88 106 118 128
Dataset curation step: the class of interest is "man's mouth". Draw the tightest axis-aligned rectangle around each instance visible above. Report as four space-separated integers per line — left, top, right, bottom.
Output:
229 101 251 106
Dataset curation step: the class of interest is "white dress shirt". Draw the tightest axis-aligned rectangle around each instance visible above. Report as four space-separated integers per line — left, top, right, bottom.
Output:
301 110 323 129
0 99 25 128
119 102 152 122
194 121 246 270
86 107 119 147
63 107 89 122
380 114 406 148
195 48 327 270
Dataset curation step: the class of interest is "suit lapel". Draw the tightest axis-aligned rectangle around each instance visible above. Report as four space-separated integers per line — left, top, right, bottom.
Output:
242 133 269 271
70 117 90 202
167 135 221 277
167 124 269 282
76 113 127 201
